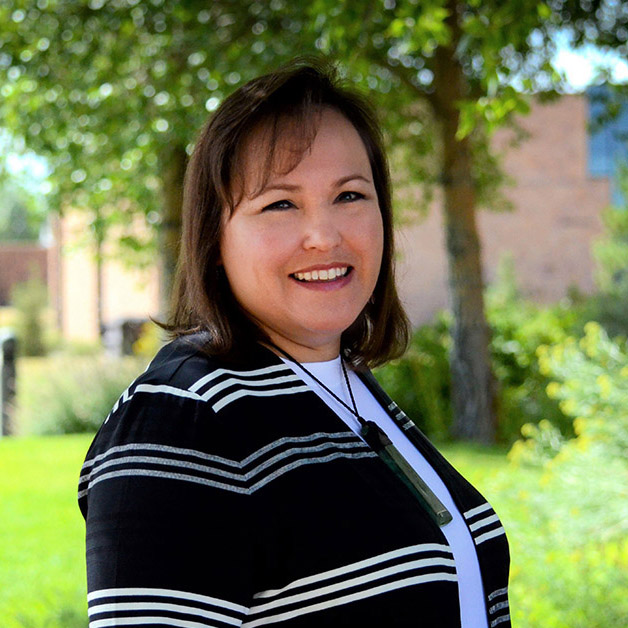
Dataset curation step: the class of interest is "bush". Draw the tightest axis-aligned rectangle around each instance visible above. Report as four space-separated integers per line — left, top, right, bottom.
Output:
132 320 166 358
375 256 584 443
486 255 584 442
511 321 628 539
15 354 147 434
10 274 50 356
506 322 628 626
374 311 452 440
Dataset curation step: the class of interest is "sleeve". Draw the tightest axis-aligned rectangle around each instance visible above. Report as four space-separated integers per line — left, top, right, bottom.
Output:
81 393 256 627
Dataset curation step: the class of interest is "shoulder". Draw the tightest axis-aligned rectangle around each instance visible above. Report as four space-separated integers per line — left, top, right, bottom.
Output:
81 335 300 462
77 337 319 517
124 334 301 415
98 333 219 427
78 335 277 514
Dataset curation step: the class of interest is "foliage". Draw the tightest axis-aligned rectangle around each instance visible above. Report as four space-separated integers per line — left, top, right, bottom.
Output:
10 273 49 356
510 320 628 539
0 131 49 242
1 1 626 250
375 311 453 440
505 321 628 625
0 0 320 267
15 354 147 434
0 181 44 241
377 256 585 443
581 204 628 338
486 254 584 441
537 321 628 464
132 319 165 359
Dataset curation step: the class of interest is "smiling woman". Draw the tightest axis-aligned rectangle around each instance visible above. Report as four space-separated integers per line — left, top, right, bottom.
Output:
164 59 408 368
78 58 512 628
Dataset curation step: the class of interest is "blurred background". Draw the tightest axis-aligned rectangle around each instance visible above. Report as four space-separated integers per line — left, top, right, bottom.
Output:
0 1 627 626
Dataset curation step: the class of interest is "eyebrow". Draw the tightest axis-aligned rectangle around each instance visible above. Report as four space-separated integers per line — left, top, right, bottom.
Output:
249 174 373 200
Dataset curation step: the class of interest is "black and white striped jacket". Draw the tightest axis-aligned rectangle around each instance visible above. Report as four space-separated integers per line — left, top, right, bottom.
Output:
79 335 511 627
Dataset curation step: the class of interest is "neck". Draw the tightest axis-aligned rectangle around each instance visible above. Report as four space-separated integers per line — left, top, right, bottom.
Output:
261 334 341 363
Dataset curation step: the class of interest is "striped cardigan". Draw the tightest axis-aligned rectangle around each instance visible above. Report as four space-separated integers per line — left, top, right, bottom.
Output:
79 335 511 627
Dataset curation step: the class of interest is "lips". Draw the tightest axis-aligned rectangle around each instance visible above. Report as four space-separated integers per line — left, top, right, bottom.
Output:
291 266 352 283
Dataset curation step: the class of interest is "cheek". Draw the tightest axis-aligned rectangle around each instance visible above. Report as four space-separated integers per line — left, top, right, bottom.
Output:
360 212 385 271
221 221 291 287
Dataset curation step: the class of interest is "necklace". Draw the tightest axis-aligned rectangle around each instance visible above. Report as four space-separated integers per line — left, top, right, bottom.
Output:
270 343 453 527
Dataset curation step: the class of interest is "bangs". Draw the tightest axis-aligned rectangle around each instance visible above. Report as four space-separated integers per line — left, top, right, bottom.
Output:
228 107 322 210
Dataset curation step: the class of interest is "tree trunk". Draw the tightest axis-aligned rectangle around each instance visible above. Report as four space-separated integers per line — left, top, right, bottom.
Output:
432 3 497 443
159 144 187 319
96 239 103 338
93 208 105 339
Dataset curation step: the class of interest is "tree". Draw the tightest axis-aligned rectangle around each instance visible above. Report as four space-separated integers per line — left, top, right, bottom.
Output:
1 0 627 441
0 1 297 309
307 0 628 442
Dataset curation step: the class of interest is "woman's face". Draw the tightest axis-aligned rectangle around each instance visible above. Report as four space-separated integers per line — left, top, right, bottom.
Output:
219 108 384 362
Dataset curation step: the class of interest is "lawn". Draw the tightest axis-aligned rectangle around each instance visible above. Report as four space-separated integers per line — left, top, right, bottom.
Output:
0 434 521 628
0 434 93 628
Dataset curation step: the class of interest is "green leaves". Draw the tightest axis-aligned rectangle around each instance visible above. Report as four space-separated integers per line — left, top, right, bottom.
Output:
1 0 627 266
457 86 531 139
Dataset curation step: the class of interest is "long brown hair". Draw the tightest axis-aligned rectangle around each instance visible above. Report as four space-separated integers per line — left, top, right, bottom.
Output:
164 56 410 367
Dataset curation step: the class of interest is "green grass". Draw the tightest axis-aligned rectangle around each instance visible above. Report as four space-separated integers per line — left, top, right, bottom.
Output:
0 434 518 627
0 434 93 628
8 435 622 628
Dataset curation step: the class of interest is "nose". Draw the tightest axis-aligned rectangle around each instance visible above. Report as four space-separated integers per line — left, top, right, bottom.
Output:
302 207 342 251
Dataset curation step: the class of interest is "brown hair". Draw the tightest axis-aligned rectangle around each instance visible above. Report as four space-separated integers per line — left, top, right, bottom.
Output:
164 56 410 367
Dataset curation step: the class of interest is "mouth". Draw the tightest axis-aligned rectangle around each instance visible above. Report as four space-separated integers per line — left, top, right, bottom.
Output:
290 266 352 283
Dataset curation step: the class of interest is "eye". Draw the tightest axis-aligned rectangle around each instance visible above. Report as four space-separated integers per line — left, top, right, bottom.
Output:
262 199 295 211
336 191 365 203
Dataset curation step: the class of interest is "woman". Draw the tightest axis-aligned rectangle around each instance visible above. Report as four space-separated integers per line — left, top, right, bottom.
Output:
79 59 511 627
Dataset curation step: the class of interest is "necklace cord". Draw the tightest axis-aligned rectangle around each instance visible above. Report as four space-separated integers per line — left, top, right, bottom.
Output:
268 343 368 428
340 359 361 419
264 342 453 527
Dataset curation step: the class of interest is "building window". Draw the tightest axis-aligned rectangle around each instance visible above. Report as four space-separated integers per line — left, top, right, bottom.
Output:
588 85 628 206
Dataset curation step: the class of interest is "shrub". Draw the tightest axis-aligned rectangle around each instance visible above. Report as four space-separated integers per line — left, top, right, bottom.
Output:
506 321 628 626
375 256 584 443
486 255 584 442
512 321 628 539
374 311 452 440
10 274 49 356
132 320 166 358
15 355 147 435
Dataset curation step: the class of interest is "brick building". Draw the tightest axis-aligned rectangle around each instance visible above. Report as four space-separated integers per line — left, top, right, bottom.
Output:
397 93 613 324
0 243 51 307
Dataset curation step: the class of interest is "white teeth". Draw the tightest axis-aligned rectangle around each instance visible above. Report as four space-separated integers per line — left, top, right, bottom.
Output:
293 266 349 282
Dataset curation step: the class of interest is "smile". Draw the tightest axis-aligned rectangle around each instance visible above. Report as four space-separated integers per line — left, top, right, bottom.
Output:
291 266 351 282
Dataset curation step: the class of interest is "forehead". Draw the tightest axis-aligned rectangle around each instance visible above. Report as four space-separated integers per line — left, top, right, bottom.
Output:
234 108 371 198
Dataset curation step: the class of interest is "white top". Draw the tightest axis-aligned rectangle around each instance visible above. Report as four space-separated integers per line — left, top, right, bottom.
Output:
282 356 489 628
